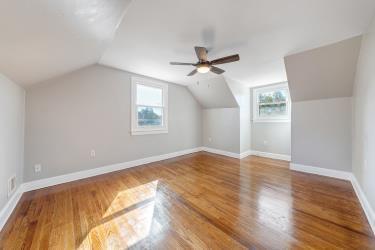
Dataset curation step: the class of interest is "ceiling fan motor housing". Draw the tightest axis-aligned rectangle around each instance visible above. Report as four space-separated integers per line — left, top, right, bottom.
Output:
170 46 239 76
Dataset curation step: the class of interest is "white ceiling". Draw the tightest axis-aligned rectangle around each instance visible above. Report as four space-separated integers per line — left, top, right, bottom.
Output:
0 0 132 86
100 0 375 87
1 0 375 87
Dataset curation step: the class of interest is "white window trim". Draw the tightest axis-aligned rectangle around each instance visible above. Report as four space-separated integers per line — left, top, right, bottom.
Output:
252 82 291 123
131 76 168 135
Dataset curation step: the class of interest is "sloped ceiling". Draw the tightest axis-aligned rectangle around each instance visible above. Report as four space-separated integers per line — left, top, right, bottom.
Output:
1 0 375 88
0 0 132 86
100 0 375 87
187 77 238 109
285 36 362 102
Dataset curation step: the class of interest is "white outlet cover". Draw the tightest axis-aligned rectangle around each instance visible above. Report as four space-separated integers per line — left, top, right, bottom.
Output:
90 150 96 157
8 175 16 197
34 164 42 173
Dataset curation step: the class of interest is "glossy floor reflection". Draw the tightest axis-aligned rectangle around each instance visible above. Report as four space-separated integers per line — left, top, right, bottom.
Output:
0 152 374 249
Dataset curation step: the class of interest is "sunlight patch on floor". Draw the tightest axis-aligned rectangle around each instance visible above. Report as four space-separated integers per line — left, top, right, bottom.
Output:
78 180 162 249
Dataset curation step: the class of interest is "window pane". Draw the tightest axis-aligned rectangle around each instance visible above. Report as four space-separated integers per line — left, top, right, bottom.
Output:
259 103 287 117
258 89 287 104
137 84 163 106
137 106 163 126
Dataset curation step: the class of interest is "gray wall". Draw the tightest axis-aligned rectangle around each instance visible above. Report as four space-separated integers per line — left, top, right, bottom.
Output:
0 74 25 210
352 17 375 213
292 97 352 171
252 122 291 156
25 65 202 181
285 36 362 102
227 79 251 153
250 86 291 156
202 108 240 154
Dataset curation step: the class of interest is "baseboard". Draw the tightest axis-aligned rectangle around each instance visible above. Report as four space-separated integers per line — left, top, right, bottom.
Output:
201 147 240 159
0 186 23 231
3 149 374 236
0 147 202 231
290 163 352 180
350 175 375 235
290 162 374 235
23 147 202 192
251 150 291 161
240 150 252 159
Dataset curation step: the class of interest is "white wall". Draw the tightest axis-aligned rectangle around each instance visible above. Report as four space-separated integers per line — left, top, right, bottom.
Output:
0 74 25 210
352 17 375 215
292 97 352 172
202 108 240 154
25 65 202 181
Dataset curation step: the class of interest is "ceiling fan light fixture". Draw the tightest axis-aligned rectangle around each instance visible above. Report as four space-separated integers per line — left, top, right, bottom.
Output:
197 64 211 73
170 46 239 76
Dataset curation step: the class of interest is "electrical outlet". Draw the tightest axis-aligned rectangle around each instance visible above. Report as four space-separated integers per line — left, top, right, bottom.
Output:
34 164 42 173
90 150 96 158
264 140 268 145
8 176 16 197
208 137 212 143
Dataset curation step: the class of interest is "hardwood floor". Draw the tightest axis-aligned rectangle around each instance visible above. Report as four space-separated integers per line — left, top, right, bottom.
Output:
1 152 374 249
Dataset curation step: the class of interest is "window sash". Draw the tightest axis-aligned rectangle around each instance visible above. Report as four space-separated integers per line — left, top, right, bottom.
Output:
136 104 164 109
131 77 168 135
258 101 288 106
136 83 164 107
136 105 164 127
253 83 291 122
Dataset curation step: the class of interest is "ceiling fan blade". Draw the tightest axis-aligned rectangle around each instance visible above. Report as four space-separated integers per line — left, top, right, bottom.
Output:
194 46 208 61
211 54 240 65
170 62 195 65
210 66 225 75
187 69 198 76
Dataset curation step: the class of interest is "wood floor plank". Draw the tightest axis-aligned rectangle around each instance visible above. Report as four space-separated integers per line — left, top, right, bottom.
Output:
0 152 374 249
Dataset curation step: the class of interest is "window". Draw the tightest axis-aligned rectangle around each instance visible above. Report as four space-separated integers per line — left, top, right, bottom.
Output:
131 77 168 135
253 83 291 122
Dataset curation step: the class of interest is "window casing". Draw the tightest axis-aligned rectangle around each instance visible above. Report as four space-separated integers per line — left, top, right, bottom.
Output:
131 77 168 135
253 83 291 122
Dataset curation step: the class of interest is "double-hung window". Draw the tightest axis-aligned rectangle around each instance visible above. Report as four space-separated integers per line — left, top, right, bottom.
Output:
131 77 168 135
253 83 291 122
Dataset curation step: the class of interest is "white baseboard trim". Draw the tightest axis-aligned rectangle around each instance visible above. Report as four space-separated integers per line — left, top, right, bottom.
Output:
0 186 24 231
350 175 375 234
290 163 352 180
22 147 202 192
251 150 291 161
290 162 374 235
240 150 252 159
201 147 240 159
0 147 202 231
2 149 374 236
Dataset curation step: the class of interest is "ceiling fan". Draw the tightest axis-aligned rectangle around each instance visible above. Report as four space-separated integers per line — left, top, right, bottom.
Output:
170 46 240 76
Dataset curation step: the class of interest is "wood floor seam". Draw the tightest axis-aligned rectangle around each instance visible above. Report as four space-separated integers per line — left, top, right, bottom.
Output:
0 153 374 249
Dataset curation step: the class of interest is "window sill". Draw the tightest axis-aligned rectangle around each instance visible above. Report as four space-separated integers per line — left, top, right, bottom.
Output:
252 119 291 123
131 130 168 136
